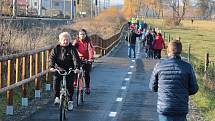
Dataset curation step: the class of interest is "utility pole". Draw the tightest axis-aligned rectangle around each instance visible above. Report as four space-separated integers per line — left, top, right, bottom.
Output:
50 0 53 17
25 0 28 16
12 0 17 18
38 0 42 17
64 0 66 18
91 0 93 18
80 0 83 17
98 0 100 15
71 0 74 20
95 0 98 16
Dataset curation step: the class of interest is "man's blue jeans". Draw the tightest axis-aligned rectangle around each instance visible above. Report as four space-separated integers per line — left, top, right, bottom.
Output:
128 44 136 58
159 114 187 121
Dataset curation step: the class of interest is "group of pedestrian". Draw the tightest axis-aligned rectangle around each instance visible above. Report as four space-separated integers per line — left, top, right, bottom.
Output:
126 16 165 59
127 16 199 121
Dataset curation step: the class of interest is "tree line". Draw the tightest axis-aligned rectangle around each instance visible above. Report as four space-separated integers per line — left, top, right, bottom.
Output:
123 0 215 25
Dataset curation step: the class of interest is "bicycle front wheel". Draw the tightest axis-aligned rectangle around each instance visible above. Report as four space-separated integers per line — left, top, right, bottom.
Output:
76 76 81 106
60 96 66 121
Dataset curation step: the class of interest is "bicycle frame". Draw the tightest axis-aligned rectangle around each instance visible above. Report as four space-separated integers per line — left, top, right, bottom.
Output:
55 68 74 121
76 66 86 106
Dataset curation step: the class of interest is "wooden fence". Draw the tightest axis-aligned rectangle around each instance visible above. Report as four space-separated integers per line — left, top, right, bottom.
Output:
0 23 127 115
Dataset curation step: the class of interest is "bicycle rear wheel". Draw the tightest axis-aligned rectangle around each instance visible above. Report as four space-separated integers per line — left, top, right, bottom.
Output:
81 76 86 103
76 76 81 106
60 96 66 121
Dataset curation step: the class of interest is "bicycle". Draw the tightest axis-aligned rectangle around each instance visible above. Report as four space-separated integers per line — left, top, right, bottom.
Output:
76 60 92 106
55 68 74 121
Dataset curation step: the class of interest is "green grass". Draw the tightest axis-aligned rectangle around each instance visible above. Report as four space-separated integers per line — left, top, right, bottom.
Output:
146 18 215 121
145 18 215 60
191 78 215 121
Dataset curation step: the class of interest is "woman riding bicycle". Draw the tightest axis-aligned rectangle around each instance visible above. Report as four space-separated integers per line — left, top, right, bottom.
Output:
72 29 94 95
49 32 81 110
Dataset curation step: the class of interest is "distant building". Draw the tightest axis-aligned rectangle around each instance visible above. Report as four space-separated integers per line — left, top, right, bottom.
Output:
28 0 72 16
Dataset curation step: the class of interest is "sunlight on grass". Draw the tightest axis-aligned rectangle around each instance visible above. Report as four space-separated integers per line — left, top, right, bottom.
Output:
146 19 215 61
206 110 215 121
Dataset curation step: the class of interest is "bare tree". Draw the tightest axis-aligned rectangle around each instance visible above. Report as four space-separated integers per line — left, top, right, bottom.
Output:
165 0 188 25
195 0 215 19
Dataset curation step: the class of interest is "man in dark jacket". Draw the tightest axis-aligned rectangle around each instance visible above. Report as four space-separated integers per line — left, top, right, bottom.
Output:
149 40 198 121
49 32 81 110
125 27 141 58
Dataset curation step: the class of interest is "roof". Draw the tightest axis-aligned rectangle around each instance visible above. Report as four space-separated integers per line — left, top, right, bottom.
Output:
3 0 27 5
17 0 27 5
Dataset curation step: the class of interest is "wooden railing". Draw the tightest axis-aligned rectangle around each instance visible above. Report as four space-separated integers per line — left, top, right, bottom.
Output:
0 23 127 115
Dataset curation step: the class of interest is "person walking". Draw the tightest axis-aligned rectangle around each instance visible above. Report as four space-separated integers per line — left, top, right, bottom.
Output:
49 32 81 110
149 40 199 121
152 32 165 59
125 26 142 59
144 29 154 58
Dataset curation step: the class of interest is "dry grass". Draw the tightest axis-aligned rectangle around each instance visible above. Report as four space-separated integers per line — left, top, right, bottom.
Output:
64 7 126 39
0 7 126 54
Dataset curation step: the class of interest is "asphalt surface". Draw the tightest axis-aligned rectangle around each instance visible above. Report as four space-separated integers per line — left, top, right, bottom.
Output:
22 39 159 121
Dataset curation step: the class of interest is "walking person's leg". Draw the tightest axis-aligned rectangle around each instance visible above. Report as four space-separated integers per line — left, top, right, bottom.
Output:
158 49 162 59
83 63 91 95
131 44 136 58
159 114 187 121
128 45 132 58
66 74 75 101
66 73 75 110
53 73 62 104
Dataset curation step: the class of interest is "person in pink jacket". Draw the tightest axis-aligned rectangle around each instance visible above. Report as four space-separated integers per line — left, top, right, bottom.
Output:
152 32 165 59
72 29 95 94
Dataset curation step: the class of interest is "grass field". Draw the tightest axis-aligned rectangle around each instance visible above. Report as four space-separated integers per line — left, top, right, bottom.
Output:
146 18 215 121
146 18 215 61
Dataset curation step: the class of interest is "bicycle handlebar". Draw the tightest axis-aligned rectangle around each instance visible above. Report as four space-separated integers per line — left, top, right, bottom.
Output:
82 59 93 64
55 68 74 76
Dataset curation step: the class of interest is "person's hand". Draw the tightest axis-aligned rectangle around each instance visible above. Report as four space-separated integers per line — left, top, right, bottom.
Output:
50 68 56 72
88 59 93 62
74 69 80 74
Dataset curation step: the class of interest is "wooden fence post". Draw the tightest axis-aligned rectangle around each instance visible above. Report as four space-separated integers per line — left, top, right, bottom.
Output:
0 62 2 88
15 58 19 83
6 60 13 115
188 43 191 63
22 56 28 106
45 50 50 91
204 52 209 72
35 53 41 98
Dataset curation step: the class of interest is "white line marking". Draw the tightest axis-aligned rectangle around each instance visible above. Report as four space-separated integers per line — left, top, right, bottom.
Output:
116 97 123 102
132 59 135 62
109 112 117 117
121 86 127 90
130 65 134 68
124 78 130 81
128 71 132 74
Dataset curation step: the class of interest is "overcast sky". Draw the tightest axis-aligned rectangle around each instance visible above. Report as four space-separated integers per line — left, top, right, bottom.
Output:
110 0 124 5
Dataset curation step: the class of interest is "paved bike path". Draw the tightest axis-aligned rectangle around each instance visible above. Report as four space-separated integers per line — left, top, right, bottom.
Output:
23 41 159 121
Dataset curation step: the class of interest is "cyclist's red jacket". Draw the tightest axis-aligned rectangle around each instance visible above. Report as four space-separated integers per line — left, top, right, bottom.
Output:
72 38 94 61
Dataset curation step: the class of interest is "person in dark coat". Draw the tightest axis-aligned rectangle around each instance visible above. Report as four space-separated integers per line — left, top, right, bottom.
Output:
49 32 81 110
149 40 198 121
125 26 142 58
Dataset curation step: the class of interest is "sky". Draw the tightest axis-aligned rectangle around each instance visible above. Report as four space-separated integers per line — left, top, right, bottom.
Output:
110 0 124 6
